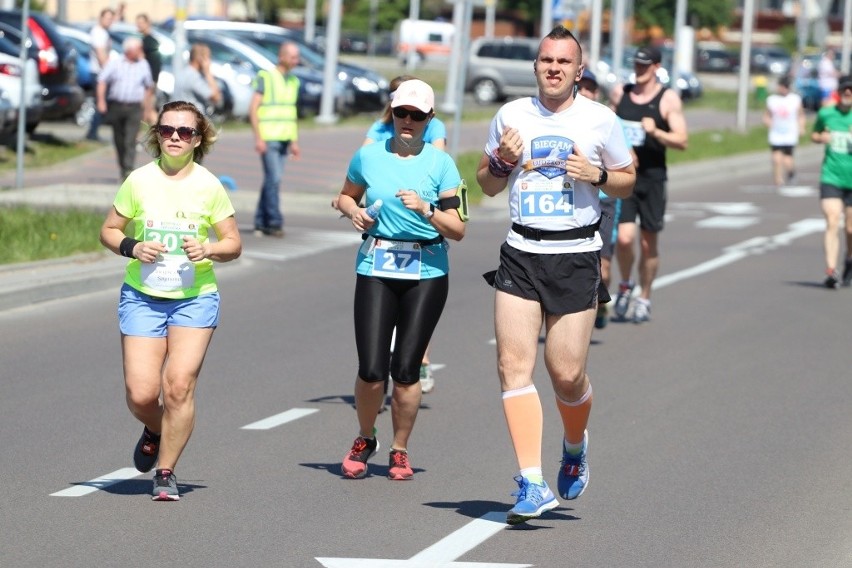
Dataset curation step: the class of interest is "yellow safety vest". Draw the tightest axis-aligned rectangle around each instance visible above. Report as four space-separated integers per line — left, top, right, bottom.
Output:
254 69 299 142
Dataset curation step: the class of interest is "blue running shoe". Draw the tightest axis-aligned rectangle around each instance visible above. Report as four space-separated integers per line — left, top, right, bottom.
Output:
557 430 589 500
506 476 559 525
613 282 634 320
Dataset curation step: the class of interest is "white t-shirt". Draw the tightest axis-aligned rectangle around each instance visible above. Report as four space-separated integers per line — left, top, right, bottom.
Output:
89 25 111 75
766 92 802 146
484 95 632 254
817 56 838 92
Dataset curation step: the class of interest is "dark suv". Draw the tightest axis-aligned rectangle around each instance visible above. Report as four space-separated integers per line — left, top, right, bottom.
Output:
0 10 83 120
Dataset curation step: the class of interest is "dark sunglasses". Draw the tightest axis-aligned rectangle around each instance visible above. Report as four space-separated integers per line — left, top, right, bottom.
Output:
157 125 199 142
392 107 429 122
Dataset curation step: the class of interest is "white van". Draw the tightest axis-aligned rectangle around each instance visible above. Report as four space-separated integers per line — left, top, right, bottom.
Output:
394 19 454 62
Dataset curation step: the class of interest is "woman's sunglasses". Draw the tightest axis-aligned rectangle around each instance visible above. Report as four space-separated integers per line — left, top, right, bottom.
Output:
392 107 429 122
157 125 199 142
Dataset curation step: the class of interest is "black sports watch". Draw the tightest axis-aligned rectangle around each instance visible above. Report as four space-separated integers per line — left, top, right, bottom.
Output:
592 167 608 186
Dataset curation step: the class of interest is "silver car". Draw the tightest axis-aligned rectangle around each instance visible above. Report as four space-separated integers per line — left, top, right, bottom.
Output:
465 36 539 105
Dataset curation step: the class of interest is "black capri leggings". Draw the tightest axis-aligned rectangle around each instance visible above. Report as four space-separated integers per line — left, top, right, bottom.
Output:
354 274 449 385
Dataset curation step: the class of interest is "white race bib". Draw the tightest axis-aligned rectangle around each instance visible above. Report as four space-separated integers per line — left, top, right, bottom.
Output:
517 177 575 224
622 120 647 147
370 238 422 280
140 219 199 292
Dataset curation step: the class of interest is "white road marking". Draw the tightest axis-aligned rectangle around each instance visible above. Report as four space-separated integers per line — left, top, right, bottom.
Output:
241 408 319 430
51 468 144 497
241 229 360 262
51 408 321 496
778 186 817 197
653 218 824 290
696 216 759 229
668 201 760 215
316 511 531 568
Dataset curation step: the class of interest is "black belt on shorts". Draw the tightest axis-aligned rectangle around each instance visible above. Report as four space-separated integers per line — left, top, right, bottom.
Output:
511 219 601 241
362 233 444 246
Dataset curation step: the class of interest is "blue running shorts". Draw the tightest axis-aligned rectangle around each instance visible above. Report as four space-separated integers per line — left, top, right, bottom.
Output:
118 283 220 337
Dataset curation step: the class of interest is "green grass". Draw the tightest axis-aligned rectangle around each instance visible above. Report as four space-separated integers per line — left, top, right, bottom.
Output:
0 134 103 173
0 206 104 265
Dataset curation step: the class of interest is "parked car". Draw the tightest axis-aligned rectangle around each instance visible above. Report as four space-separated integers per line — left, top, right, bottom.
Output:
750 45 791 76
465 36 539 105
160 19 389 113
695 46 738 73
187 32 351 118
0 87 17 135
0 49 44 134
55 23 96 92
102 21 347 120
0 10 83 121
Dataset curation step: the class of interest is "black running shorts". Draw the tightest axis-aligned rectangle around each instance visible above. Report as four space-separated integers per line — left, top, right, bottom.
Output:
619 170 667 233
484 242 609 315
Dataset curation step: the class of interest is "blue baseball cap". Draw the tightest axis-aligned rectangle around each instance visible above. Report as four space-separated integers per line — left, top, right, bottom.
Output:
579 68 598 87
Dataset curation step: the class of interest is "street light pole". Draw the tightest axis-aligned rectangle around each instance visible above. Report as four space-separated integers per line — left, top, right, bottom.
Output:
736 0 756 132
589 0 602 68
406 0 421 70
441 0 465 114
841 0 851 75
671 0 687 98
15 0 29 189
316 0 342 124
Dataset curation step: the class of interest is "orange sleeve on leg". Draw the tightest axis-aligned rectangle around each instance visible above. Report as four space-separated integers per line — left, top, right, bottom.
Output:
502 386 543 471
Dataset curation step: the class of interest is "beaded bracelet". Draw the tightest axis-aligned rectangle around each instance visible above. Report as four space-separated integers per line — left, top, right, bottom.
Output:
488 148 517 178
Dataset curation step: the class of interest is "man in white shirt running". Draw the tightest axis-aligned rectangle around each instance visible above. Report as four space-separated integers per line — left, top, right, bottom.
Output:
477 25 635 525
763 76 805 188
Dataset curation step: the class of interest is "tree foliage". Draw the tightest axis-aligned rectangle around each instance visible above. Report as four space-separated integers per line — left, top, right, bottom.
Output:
628 0 735 35
256 0 734 36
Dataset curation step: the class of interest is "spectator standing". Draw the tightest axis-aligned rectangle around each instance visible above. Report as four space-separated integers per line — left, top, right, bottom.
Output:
184 43 221 116
811 75 852 288
99 100 242 500
609 45 688 324
335 79 466 481
96 36 155 181
249 42 301 238
763 76 805 188
136 14 161 84
817 48 839 105
477 26 635 524
86 8 115 141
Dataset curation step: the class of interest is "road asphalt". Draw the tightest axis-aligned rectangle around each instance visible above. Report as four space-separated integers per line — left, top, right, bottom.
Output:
0 107 821 313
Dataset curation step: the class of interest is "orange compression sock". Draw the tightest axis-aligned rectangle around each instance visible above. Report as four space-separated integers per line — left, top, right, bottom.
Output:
555 384 593 447
502 385 543 471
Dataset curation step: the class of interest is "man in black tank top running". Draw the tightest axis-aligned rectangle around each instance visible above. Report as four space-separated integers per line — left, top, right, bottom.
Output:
609 45 689 323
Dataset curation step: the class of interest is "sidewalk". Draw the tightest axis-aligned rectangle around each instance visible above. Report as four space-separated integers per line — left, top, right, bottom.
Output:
0 107 795 312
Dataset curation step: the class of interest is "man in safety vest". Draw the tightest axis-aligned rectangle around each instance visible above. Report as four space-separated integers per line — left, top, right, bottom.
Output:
249 41 302 238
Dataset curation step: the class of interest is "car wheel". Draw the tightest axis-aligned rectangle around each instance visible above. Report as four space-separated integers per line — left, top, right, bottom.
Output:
472 78 500 105
75 96 96 128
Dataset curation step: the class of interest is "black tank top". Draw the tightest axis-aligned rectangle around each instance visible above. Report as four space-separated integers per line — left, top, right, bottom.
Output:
616 84 669 174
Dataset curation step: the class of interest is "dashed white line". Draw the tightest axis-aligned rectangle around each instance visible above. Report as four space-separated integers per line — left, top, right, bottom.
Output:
317 511 532 567
51 468 144 497
241 407 319 430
